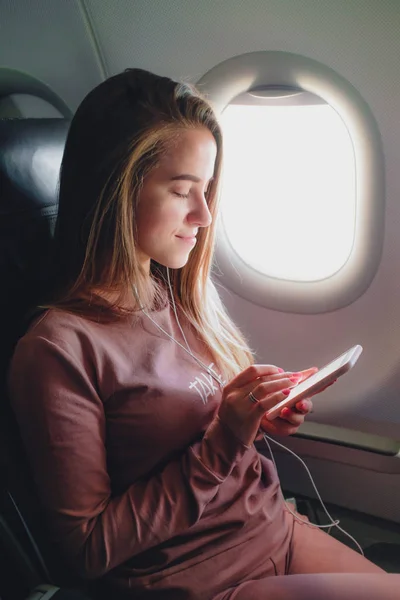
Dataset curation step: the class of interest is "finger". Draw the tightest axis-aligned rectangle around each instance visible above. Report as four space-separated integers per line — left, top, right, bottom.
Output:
256 385 295 413
279 407 306 426
262 371 302 383
260 416 300 437
248 366 319 388
251 377 299 403
297 367 318 382
223 364 283 393
264 368 317 386
232 375 297 407
294 399 313 414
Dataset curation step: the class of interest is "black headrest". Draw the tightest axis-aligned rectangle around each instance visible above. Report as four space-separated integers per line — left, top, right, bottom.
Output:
0 118 69 217
0 118 70 370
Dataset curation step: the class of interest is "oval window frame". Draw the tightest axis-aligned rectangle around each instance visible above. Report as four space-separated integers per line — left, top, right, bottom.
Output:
197 51 385 314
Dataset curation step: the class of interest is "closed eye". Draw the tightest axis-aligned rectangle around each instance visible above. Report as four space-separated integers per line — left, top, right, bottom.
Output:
173 185 211 200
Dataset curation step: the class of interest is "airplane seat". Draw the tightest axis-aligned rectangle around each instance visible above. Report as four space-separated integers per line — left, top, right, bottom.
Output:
0 118 102 600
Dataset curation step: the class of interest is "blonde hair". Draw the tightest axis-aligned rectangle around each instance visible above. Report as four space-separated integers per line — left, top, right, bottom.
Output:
44 68 253 381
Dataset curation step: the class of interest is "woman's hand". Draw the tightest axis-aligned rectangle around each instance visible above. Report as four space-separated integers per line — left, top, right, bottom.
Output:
258 397 313 437
219 365 338 445
259 369 337 437
218 364 305 446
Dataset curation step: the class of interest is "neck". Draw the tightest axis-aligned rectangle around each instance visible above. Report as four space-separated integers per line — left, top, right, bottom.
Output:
90 287 139 310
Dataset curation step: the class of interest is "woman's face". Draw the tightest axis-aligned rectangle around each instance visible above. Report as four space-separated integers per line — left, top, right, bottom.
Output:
135 127 217 271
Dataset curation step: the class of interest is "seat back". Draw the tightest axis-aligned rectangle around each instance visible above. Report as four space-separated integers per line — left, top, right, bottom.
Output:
0 118 69 371
0 118 72 593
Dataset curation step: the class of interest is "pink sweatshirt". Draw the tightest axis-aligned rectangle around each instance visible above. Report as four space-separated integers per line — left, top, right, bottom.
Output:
8 302 292 599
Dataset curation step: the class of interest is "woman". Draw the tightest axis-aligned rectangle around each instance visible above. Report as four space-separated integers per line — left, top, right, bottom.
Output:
8 69 399 599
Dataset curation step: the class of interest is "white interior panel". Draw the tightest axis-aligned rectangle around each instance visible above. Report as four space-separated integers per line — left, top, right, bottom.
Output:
79 0 400 441
0 0 104 111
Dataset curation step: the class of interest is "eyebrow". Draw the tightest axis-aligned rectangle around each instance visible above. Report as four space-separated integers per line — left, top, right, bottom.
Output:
170 174 214 184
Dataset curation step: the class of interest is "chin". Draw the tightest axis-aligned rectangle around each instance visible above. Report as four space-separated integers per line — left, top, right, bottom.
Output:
169 258 190 269
156 254 191 270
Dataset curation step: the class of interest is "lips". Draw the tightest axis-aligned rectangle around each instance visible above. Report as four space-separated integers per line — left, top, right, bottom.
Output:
176 235 197 245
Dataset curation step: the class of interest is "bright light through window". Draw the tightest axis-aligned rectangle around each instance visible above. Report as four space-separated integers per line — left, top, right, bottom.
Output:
219 103 356 282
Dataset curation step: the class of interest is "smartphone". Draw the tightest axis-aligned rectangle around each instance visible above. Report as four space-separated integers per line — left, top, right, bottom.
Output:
265 344 363 421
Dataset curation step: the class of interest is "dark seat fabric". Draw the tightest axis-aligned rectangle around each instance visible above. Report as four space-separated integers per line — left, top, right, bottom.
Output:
0 118 122 600
0 118 85 594
0 118 69 375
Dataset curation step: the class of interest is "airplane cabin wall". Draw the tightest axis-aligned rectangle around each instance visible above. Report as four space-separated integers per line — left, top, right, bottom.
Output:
1 0 400 521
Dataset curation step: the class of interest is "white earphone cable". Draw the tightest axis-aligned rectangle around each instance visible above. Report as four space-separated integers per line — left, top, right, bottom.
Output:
136 269 364 556
262 433 364 555
133 276 224 387
166 267 192 355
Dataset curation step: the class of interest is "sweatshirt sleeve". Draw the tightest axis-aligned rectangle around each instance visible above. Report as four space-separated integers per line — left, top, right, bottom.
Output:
8 334 250 579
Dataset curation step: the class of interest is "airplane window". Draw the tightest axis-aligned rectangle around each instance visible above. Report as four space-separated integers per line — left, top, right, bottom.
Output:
220 96 356 282
198 51 384 313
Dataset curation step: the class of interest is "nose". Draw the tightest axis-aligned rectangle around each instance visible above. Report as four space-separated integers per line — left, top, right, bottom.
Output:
188 192 212 228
